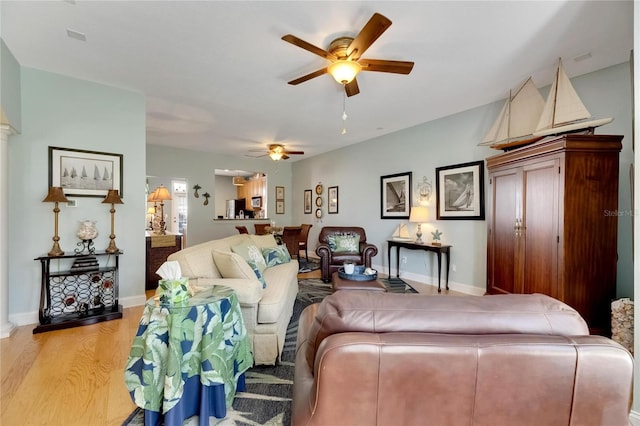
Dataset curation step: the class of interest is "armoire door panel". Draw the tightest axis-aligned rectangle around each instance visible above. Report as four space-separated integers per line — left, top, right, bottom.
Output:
521 160 559 296
488 169 519 294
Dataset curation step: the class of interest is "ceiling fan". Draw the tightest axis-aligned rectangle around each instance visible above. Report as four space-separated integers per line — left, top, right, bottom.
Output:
248 144 305 161
282 12 414 97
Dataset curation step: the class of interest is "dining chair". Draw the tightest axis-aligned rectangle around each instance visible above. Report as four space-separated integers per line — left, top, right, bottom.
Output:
254 223 270 235
281 226 302 259
235 226 249 234
298 224 313 261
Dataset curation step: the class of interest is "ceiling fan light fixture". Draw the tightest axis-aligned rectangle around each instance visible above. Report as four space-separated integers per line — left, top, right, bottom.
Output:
269 151 283 161
328 60 362 84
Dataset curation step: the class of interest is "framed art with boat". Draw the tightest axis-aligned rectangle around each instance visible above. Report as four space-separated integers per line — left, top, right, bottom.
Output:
49 146 123 197
435 161 484 220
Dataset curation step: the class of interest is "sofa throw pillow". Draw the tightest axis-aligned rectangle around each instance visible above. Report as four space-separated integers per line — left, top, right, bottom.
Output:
249 234 278 249
333 234 360 253
262 246 291 267
212 249 257 281
231 241 268 274
246 260 267 288
326 235 338 251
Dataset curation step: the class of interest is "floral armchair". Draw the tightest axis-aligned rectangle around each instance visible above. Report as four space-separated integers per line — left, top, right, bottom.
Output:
315 226 378 283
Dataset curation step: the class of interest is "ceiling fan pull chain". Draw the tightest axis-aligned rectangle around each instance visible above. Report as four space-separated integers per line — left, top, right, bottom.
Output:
341 91 348 135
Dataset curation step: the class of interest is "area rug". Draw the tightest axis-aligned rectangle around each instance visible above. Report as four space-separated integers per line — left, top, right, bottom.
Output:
122 277 415 426
296 258 320 273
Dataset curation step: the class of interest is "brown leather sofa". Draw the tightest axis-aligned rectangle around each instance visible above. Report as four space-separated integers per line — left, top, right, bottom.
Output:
292 291 633 426
315 226 378 282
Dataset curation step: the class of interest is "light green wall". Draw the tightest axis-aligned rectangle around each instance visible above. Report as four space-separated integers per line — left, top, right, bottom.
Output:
146 144 292 245
8 68 146 322
1 39 21 131
292 62 634 297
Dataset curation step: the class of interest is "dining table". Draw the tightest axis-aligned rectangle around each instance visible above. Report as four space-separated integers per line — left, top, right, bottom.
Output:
124 285 254 426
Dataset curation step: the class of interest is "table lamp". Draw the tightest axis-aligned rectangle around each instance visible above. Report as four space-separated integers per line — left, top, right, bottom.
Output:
409 206 430 245
102 189 124 253
149 185 172 234
42 186 69 256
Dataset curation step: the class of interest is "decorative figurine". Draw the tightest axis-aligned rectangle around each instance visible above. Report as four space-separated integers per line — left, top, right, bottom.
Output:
431 229 442 246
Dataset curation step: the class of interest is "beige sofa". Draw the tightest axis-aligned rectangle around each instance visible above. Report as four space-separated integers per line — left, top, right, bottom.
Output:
167 233 299 365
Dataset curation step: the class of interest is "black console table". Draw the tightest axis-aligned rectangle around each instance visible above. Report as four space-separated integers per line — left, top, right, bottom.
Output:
33 251 123 333
387 240 452 292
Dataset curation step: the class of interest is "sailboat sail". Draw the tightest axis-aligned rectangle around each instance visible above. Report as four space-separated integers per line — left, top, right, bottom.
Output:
94 165 101 180
534 58 612 136
392 223 412 241
479 77 545 147
103 167 110 180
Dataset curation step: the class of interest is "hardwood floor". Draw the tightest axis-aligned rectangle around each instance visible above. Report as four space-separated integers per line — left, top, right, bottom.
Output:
1 265 460 426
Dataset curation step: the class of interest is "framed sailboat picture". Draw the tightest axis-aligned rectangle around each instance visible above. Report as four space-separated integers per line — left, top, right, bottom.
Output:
435 161 484 220
49 147 123 197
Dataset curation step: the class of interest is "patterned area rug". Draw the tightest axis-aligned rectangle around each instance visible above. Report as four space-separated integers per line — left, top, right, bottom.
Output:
122 277 416 426
297 259 320 273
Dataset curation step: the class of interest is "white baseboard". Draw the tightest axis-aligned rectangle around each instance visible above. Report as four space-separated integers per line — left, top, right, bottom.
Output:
7 294 147 329
629 410 640 425
372 262 485 296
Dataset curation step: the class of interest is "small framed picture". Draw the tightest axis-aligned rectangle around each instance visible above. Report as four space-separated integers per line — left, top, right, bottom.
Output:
328 186 339 214
435 160 485 220
251 196 262 208
380 172 412 219
304 189 312 214
276 186 285 200
49 146 123 197
276 200 285 214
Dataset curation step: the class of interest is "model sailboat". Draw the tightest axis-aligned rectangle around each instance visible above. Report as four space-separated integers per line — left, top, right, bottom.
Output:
391 223 412 241
533 58 613 137
479 77 545 150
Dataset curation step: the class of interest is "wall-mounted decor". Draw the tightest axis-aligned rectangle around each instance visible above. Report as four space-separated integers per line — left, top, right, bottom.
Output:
203 193 211 205
276 200 285 215
49 146 123 197
435 160 485 220
328 186 339 214
193 184 201 198
276 186 285 200
251 196 262 208
304 189 312 214
380 172 412 219
416 176 433 204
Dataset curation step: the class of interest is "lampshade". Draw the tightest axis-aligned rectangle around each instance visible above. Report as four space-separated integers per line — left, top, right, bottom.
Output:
150 185 172 201
328 60 362 84
232 176 245 186
42 187 69 203
409 206 430 223
102 189 124 205
147 189 158 202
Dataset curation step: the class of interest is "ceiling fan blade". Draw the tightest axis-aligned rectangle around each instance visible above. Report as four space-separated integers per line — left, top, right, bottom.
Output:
287 68 328 85
281 154 290 160
245 153 268 158
347 13 392 61
283 150 305 155
359 59 414 74
282 34 336 61
345 78 360 97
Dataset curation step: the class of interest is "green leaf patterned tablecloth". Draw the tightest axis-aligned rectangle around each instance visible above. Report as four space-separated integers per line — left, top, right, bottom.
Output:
124 286 253 414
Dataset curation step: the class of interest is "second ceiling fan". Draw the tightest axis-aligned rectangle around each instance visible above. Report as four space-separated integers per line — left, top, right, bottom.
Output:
282 12 414 97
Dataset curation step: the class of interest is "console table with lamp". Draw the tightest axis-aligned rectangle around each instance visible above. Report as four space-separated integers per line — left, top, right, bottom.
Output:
387 206 451 292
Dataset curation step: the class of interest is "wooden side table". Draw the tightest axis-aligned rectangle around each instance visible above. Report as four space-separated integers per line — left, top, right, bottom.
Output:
387 240 452 292
145 232 183 290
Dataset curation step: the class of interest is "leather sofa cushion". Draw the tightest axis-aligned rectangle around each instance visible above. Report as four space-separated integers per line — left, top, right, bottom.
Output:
306 291 589 368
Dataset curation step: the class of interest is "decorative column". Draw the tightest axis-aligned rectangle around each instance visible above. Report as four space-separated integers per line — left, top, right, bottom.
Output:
0 124 15 338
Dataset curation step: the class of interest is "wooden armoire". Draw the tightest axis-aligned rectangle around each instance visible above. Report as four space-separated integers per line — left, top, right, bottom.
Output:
485 134 623 336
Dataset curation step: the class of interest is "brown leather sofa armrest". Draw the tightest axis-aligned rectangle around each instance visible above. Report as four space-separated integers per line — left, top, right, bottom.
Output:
315 243 331 259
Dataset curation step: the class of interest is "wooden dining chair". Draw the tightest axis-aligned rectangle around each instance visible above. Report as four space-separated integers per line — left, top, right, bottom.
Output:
235 226 249 234
298 224 313 261
254 223 270 235
281 226 302 259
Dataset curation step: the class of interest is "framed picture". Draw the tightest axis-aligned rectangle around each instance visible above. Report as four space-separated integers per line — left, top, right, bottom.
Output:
328 186 339 214
49 146 123 197
251 196 262 208
304 189 312 214
275 186 285 200
435 160 485 220
380 172 412 219
276 200 285 214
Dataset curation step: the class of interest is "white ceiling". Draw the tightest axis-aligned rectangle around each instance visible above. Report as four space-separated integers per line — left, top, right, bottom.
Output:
1 1 634 162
